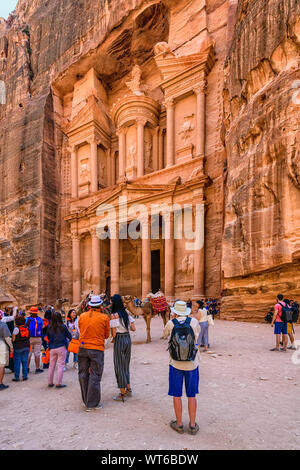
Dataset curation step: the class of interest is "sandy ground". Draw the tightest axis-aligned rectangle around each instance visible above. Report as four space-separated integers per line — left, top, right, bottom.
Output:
1 317 300 450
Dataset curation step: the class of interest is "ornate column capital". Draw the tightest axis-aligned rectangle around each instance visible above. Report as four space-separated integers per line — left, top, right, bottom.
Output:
71 233 81 242
163 97 175 109
193 80 208 95
136 117 147 127
68 144 77 153
116 126 128 137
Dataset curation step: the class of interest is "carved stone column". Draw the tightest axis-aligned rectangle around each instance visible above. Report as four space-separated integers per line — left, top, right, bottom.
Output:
110 231 120 295
118 129 126 181
72 234 81 304
142 216 151 298
164 211 175 298
193 203 205 297
165 98 175 167
111 152 116 186
90 140 99 193
106 148 111 187
194 81 207 162
71 146 78 198
91 228 101 293
158 128 165 170
152 127 159 171
137 119 146 178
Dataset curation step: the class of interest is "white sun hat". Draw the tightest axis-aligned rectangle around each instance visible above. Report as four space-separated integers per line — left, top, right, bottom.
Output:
88 295 104 307
171 300 191 316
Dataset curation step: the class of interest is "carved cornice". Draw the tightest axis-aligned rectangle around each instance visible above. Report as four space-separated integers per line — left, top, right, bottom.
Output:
111 94 161 130
154 37 215 100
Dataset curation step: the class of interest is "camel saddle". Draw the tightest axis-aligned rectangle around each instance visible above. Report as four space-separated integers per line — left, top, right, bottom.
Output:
150 296 168 316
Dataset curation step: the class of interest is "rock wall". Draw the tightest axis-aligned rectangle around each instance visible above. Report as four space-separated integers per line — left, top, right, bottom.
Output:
222 0 300 321
1 0 299 319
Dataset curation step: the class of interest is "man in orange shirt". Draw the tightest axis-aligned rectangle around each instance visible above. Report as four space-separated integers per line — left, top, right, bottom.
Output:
78 296 110 411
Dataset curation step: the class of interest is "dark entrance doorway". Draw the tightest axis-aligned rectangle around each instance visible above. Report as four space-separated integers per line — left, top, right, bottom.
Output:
151 250 161 294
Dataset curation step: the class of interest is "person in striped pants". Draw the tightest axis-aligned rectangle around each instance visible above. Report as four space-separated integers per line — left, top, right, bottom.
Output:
110 294 136 402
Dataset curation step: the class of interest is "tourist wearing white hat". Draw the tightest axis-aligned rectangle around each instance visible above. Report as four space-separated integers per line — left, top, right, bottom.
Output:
162 300 200 435
78 295 110 411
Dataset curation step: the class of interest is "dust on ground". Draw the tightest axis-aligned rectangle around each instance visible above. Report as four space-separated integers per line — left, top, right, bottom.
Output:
1 317 300 450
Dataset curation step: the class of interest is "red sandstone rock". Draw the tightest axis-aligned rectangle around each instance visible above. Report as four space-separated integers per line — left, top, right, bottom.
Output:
0 0 299 321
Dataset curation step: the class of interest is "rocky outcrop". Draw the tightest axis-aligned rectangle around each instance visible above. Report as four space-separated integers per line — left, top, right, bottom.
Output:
1 0 299 319
222 0 300 321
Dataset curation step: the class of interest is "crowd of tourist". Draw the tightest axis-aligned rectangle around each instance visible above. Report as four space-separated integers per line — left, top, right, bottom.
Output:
0 294 298 435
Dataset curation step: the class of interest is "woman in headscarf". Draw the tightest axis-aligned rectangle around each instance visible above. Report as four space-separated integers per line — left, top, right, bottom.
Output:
110 294 136 402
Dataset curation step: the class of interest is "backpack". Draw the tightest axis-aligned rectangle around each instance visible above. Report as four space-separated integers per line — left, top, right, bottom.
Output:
280 303 293 324
168 317 198 362
264 311 273 324
19 326 29 338
26 317 43 337
291 302 299 324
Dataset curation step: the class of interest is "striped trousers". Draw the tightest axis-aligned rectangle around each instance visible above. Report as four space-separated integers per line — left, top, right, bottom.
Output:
113 333 131 389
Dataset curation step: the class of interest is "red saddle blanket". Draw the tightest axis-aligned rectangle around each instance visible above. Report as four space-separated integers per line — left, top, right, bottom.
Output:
150 297 168 315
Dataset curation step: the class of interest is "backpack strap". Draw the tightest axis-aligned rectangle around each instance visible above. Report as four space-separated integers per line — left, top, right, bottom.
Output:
172 318 179 327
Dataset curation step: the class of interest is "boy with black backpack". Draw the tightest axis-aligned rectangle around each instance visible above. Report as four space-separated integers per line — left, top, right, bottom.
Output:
25 307 44 374
286 299 298 350
162 300 200 435
270 294 288 352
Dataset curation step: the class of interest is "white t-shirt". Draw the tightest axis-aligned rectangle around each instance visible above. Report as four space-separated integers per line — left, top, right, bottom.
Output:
110 311 135 334
163 316 200 371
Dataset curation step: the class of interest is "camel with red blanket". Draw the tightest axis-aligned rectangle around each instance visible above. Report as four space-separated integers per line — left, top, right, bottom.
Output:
123 292 170 343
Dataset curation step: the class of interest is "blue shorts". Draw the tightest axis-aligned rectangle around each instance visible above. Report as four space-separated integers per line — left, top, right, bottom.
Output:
168 365 199 398
274 322 287 335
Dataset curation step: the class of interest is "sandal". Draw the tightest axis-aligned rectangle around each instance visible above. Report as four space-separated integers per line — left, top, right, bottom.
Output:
270 348 279 351
188 423 199 435
113 393 126 402
170 420 184 434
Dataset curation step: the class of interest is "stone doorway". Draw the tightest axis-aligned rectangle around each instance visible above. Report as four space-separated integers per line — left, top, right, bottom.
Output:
151 249 161 294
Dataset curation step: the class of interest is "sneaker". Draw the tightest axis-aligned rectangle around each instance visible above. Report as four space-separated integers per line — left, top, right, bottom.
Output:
125 389 132 397
12 378 20 382
73 363 78 369
287 345 297 350
35 369 44 374
55 384 67 389
113 393 126 402
22 377 28 381
270 348 280 351
0 384 9 391
94 403 103 410
48 384 54 388
188 423 199 435
170 420 184 434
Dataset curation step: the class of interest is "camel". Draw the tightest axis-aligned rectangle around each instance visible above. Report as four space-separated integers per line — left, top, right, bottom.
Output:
123 295 170 343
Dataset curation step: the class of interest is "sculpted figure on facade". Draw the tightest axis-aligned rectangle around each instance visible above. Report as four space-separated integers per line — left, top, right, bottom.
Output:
181 254 194 275
179 115 195 145
144 132 153 169
128 143 137 168
79 160 90 184
125 65 144 96
154 42 173 57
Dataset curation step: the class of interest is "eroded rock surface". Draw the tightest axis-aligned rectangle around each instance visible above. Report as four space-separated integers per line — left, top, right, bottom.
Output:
0 0 299 320
222 0 300 320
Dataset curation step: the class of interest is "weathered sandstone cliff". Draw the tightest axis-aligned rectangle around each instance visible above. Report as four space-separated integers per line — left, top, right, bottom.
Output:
222 0 300 321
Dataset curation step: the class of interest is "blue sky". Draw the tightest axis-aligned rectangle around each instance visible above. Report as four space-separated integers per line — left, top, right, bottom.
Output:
0 0 18 19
